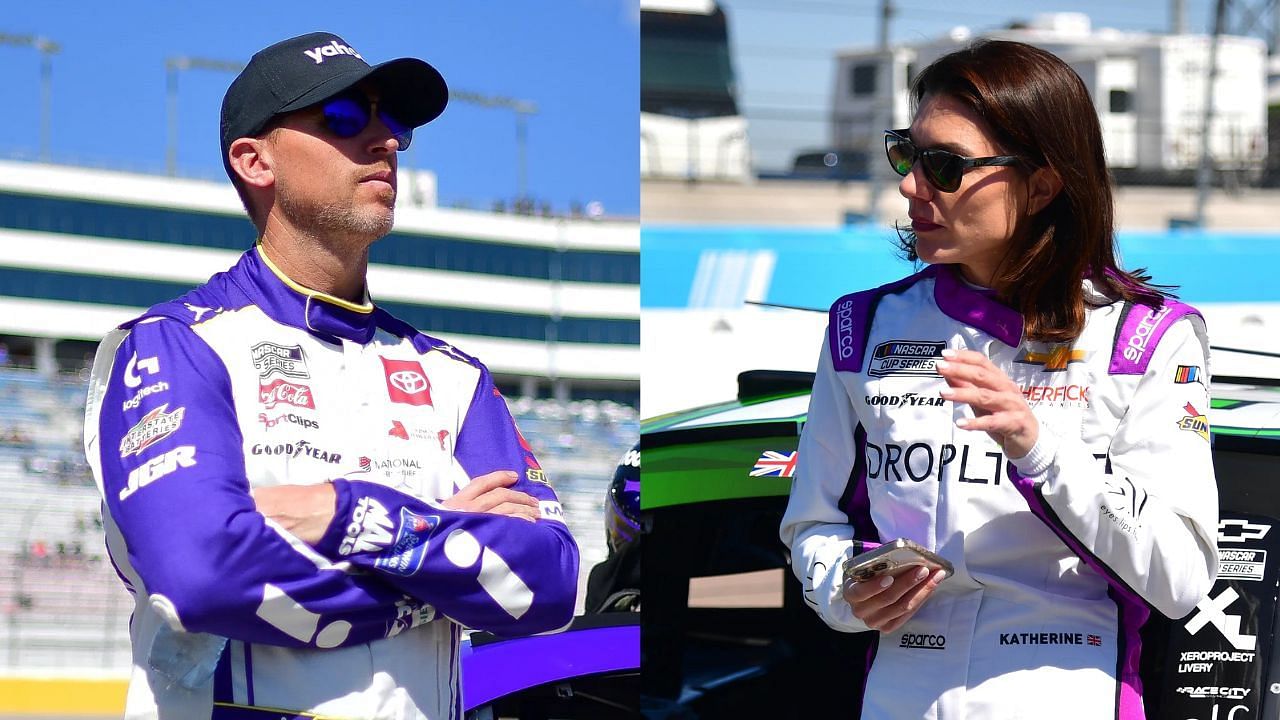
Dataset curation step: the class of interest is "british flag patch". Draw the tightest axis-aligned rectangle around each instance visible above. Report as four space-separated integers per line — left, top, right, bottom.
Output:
751 450 799 478
1087 634 1102 647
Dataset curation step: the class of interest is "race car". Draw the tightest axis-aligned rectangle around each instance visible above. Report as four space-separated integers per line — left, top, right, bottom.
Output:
463 613 638 719
641 367 1280 719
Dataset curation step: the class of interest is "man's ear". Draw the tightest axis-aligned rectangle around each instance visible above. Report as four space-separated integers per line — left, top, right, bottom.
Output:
228 137 275 190
1026 165 1063 215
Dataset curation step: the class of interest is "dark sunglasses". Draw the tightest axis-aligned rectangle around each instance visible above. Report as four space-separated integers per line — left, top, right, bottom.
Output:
320 90 414 150
884 129 1021 193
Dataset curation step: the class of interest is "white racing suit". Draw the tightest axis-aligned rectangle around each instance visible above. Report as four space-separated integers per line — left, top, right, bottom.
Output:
84 246 579 719
780 264 1219 719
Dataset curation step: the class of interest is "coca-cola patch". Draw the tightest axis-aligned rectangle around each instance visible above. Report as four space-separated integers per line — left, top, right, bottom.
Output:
259 379 316 410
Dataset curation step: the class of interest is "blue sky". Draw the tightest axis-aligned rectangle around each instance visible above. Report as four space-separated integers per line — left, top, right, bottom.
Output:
0 1 640 216
717 0 1229 169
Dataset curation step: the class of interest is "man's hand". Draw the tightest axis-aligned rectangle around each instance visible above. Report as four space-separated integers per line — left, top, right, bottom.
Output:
252 483 337 545
254 471 539 547
442 470 539 522
936 348 1039 459
843 566 948 633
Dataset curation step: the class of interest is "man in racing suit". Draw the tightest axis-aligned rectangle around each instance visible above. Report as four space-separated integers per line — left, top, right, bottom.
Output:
780 264 1218 718
83 32 578 719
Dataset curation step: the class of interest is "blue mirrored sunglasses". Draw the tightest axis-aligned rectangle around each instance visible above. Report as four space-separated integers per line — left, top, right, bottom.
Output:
321 91 414 150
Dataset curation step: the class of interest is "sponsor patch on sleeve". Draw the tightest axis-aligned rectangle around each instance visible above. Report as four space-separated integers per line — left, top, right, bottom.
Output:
119 404 186 458
1176 403 1210 442
539 500 565 522
373 508 439 576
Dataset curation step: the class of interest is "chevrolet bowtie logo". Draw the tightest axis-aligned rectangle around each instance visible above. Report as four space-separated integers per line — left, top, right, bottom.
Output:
1015 347 1088 372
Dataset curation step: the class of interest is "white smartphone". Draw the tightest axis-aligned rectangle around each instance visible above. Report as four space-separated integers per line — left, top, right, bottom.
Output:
842 538 954 584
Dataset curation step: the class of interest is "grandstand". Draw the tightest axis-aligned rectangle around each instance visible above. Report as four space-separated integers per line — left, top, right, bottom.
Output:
0 157 639 682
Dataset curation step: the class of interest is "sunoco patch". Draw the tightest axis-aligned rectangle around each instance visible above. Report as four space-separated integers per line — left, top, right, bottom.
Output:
867 340 946 378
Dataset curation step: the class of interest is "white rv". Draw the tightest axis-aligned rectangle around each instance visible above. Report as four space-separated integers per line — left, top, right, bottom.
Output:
831 14 1267 183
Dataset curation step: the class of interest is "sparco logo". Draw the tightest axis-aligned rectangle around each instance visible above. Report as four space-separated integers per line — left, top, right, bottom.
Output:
1122 305 1172 363
251 342 309 380
835 299 856 360
303 40 363 64
899 633 946 650
865 392 945 408
867 340 946 378
339 497 393 556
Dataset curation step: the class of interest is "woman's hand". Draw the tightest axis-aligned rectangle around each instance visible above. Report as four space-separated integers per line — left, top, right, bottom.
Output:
843 566 949 633
936 348 1038 459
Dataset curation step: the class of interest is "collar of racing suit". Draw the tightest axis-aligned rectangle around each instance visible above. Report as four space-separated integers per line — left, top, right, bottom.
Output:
232 244 378 344
932 264 1024 347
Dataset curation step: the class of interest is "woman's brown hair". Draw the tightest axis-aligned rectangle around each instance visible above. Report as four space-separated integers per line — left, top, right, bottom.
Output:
898 39 1171 342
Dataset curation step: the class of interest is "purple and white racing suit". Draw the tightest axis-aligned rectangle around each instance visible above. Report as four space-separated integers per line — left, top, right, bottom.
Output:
84 246 579 719
780 264 1218 719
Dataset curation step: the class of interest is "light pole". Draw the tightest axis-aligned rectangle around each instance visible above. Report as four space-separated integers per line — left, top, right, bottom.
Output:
165 56 245 176
0 33 61 163
451 90 538 202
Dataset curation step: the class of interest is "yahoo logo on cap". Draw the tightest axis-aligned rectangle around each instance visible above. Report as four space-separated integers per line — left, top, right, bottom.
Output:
303 40 363 65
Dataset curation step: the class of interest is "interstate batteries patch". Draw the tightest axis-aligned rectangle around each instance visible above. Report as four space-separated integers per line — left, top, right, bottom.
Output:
867 340 946 378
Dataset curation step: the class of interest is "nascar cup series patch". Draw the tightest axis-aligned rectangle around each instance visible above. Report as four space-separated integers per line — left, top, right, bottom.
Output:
867 340 946 378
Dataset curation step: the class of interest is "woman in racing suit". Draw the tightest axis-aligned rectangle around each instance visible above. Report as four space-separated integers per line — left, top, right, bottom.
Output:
780 40 1218 719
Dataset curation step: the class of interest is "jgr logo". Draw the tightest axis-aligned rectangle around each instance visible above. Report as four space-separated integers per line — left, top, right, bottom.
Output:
899 633 946 650
835 299 856 360
119 446 196 501
1122 305 1172 363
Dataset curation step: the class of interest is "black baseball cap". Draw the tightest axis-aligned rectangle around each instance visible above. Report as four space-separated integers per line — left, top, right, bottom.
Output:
219 31 448 180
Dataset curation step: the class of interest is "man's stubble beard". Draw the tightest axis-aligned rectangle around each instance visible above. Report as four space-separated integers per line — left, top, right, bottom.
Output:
277 180 396 246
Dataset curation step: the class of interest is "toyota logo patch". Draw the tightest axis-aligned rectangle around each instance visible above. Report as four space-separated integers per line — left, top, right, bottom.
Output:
380 357 433 406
